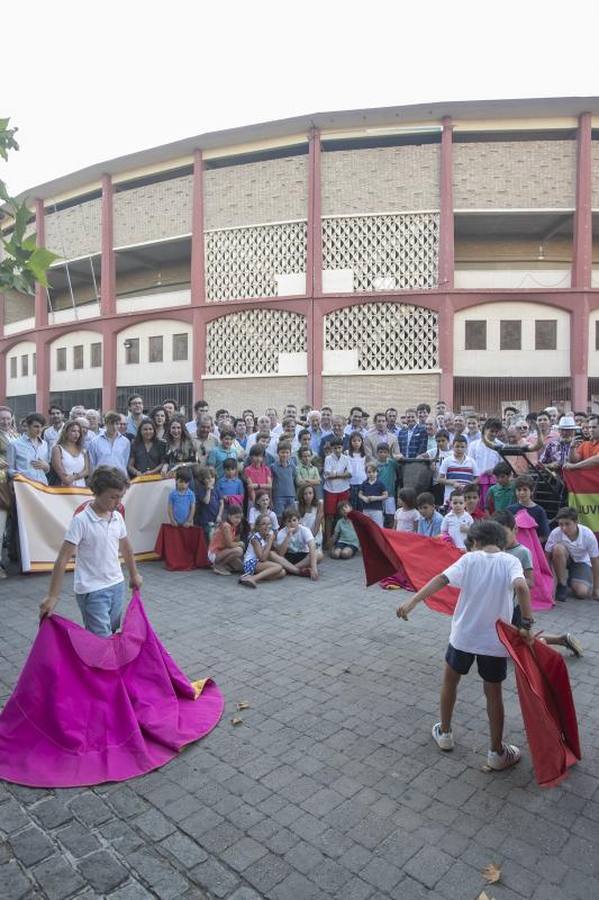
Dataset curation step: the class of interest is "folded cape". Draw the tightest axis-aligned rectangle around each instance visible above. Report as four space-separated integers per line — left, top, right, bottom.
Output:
513 509 554 610
0 592 223 787
155 523 210 571
496 621 581 787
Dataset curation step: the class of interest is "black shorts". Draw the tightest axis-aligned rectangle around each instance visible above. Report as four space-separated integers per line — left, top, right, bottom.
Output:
445 643 507 683
285 550 308 565
335 542 357 556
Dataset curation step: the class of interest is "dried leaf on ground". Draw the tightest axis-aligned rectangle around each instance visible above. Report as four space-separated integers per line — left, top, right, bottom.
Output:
482 862 501 884
236 701 250 710
230 717 243 726
477 892 493 900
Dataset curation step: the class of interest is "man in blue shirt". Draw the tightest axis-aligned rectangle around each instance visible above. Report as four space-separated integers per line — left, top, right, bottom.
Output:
6 413 50 484
397 408 428 458
88 412 131 475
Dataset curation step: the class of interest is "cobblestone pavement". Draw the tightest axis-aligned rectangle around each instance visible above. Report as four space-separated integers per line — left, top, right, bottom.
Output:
1 556 598 900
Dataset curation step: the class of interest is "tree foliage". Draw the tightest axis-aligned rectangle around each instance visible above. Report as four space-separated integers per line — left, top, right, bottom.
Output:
0 117 59 294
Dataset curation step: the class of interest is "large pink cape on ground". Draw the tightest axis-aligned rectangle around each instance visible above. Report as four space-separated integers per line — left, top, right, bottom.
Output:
0 592 224 787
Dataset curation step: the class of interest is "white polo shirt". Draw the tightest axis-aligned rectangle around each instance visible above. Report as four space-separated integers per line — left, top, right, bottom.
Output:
64 504 127 594
545 524 599 566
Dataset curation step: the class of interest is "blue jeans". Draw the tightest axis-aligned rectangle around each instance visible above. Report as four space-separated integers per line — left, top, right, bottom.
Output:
76 581 125 637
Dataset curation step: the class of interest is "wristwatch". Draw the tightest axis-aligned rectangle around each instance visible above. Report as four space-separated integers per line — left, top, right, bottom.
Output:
520 617 534 630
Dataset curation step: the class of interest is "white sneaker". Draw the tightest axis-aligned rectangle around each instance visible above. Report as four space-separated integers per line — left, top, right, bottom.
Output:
487 743 521 770
432 722 454 751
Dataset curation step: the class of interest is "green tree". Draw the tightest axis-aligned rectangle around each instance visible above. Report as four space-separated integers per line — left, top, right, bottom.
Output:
0 117 59 295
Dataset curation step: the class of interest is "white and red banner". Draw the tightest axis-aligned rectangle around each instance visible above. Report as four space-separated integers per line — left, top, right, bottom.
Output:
13 474 174 573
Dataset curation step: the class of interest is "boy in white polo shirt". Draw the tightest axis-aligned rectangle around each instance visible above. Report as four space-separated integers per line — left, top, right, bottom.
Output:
39 466 142 636
397 519 533 770
545 506 599 602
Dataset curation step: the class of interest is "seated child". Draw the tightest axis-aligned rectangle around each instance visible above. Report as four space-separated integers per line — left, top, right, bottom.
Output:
358 463 388 527
239 514 286 588
217 458 245 507
194 466 222 543
416 491 443 537
394 488 420 532
486 463 516 513
208 505 245 575
464 485 487 520
396 519 534 770
323 438 352 545
376 443 399 526
440 490 474 550
248 489 279 532
493 509 582 655
330 500 360 559
168 469 196 527
244 446 272 506
39 466 142 637
273 506 322 579
298 484 324 548
507 475 550 541
545 506 599 603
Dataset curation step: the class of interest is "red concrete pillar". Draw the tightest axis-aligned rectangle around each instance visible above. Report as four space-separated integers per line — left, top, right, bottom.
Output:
101 323 117 411
34 199 48 327
192 306 206 402
571 296 589 410
438 296 454 408
572 113 592 289
35 335 49 413
438 117 454 289
101 174 116 316
310 300 324 409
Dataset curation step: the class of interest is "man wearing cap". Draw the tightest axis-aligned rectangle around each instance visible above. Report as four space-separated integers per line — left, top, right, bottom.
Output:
540 416 577 472
564 415 599 470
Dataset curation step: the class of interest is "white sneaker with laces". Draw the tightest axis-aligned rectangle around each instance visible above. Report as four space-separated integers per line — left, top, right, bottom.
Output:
487 743 521 770
432 722 454 751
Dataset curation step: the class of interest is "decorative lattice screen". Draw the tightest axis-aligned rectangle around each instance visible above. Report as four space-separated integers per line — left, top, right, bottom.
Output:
205 221 307 302
207 309 306 375
325 302 438 371
322 213 439 291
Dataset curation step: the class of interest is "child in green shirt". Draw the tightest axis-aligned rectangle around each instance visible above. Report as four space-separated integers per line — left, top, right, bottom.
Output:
295 446 321 495
376 443 399 527
330 500 360 559
486 462 516 514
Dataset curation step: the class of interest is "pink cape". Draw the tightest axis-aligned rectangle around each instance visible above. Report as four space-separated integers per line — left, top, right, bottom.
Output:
0 593 224 787
514 509 554 610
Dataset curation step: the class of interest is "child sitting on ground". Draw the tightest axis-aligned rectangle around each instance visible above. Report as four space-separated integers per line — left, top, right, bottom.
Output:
239 514 286 588
272 506 322 579
168 468 195 527
39 466 143 636
394 488 420 532
397 519 534 770
243 445 272 507
194 466 222 544
208 504 245 575
416 491 444 537
298 484 324 548
217 458 245 508
330 500 360 559
376 443 400 527
464 485 487 520
493 510 582 656
248 489 279 532
323 438 352 545
358 463 388 527
507 475 550 541
486 462 516 513
441 490 474 550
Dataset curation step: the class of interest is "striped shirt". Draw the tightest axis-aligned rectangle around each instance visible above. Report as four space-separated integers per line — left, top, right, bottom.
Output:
438 453 478 503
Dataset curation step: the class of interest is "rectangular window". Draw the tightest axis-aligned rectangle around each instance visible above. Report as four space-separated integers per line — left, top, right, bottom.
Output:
90 342 102 368
9 357 16 378
21 355 28 377
535 319 557 351
464 320 487 351
56 347 67 371
73 345 84 370
500 320 522 351
125 338 140 365
149 335 163 363
32 353 36 376
172 333 189 361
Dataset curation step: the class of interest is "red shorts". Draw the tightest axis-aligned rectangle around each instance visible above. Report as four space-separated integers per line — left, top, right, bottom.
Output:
324 489 350 516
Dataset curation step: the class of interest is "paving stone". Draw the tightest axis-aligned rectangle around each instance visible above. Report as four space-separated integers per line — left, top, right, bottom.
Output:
68 791 113 825
360 856 403 892
9 825 55 866
0 860 32 900
32 798 73 830
77 849 128 893
271 870 329 900
190 857 240 898
135 808 177 840
159 830 209 868
285 839 325 874
243 852 294 893
308 856 353 892
403 845 454 889
99 818 145 855
0 797 29 834
228 887 266 900
56 822 101 858
108 882 155 900
32 855 86 900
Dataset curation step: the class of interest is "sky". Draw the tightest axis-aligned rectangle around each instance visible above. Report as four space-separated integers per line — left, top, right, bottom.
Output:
3 0 599 196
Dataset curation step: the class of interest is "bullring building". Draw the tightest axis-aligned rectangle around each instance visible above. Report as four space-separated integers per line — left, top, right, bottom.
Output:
2 97 599 419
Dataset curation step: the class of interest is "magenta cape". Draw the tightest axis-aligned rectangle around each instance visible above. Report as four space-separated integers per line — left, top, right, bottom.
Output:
497 621 581 787
0 593 224 787
513 509 554 610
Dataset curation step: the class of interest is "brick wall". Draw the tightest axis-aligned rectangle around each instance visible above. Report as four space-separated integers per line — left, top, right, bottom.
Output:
113 176 193 247
4 293 34 324
203 156 309 229
453 140 576 209
322 373 441 412
202 376 307 413
321 145 440 216
591 140 599 208
44 198 102 260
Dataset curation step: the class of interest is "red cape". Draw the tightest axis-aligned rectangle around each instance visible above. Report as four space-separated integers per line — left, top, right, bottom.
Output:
155 523 210 571
496 621 581 787
349 511 460 614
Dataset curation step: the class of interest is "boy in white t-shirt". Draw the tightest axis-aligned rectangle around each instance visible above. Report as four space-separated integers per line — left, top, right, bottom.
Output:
545 506 599 602
440 491 474 550
397 519 533 770
39 466 142 637
273 508 322 580
437 435 478 505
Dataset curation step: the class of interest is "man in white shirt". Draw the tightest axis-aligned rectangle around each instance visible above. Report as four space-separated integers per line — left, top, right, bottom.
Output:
545 507 599 602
